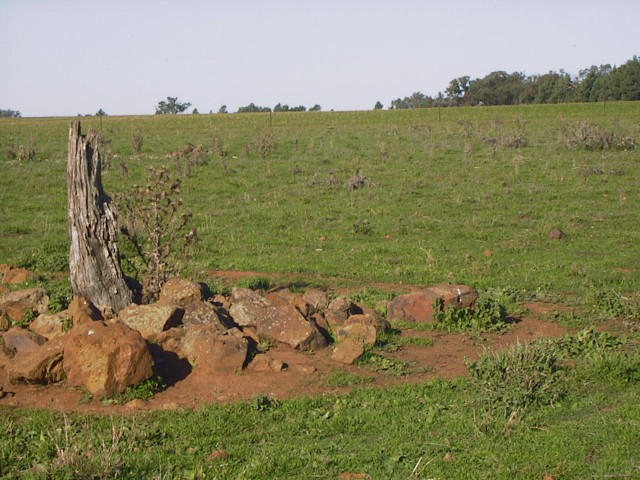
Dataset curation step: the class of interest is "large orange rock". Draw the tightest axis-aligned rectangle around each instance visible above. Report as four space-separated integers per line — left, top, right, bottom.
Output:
387 284 478 323
331 338 365 365
68 296 103 326
181 301 230 331
63 322 153 397
117 303 183 338
181 325 248 373
258 293 327 350
229 287 270 327
0 288 49 323
29 311 70 340
2 327 47 355
337 313 389 346
8 337 64 384
158 278 203 307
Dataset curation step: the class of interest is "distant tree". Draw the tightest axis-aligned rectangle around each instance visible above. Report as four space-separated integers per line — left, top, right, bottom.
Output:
274 103 289 112
95 108 107 116
309 104 322 111
289 105 306 112
464 71 526 105
390 91 433 109
444 76 470 105
373 101 383 110
0 109 21 118
218 105 228 114
192 108 199 115
237 103 271 113
155 96 191 114
615 56 640 100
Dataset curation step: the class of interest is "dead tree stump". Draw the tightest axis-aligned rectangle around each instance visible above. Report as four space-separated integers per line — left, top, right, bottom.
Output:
67 121 132 313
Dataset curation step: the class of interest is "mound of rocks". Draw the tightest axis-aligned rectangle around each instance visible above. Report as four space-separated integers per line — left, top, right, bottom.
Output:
386 284 478 324
0 269 479 398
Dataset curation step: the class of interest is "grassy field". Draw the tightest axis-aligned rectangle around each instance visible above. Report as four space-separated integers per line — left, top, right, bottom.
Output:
1 103 639 295
1 103 639 478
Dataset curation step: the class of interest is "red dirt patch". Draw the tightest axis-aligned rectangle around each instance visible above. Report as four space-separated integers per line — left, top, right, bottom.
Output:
0 271 586 414
0 309 569 414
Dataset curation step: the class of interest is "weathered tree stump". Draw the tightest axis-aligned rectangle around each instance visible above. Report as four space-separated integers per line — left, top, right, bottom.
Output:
67 121 132 313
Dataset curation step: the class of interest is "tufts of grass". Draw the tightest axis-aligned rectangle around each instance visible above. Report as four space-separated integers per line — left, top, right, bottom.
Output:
358 350 412 376
433 294 509 333
467 341 567 417
325 370 375 387
235 276 271 291
467 329 626 418
101 376 166 405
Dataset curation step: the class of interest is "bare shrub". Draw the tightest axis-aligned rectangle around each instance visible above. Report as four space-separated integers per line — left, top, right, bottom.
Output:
562 120 636 151
347 169 371 190
7 142 36 161
212 134 228 158
501 133 528 148
131 134 144 153
116 166 197 301
256 131 277 158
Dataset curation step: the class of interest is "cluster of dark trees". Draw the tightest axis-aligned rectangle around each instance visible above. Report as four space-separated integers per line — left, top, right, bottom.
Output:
236 102 321 113
387 55 640 109
0 109 21 118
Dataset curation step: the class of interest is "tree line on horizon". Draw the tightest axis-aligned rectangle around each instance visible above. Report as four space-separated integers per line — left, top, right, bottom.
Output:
4 56 638 117
385 55 640 110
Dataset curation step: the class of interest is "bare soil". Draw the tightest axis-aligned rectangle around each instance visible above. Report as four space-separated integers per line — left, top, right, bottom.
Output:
0 273 582 414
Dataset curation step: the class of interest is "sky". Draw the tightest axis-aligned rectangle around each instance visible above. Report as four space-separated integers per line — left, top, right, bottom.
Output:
2 0 639 117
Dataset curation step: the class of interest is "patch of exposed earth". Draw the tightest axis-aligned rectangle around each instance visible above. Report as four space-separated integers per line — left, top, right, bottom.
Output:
0 270 580 415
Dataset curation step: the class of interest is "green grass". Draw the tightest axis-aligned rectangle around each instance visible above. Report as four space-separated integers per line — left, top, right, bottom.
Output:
1 103 639 478
1 103 639 299
1 351 639 479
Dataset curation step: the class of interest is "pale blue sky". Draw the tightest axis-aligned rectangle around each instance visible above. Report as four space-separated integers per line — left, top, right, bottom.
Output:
2 0 639 117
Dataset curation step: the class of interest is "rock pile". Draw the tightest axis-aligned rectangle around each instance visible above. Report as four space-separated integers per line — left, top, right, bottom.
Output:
0 265 478 398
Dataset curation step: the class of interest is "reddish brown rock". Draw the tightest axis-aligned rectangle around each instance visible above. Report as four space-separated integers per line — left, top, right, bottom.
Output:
258 293 327 350
0 288 49 322
0 264 11 276
270 289 312 318
387 284 478 323
331 338 365 365
248 354 286 372
158 278 203 307
548 229 567 240
1 267 38 285
181 325 248 373
427 284 478 309
387 290 438 323
327 296 361 321
310 312 331 335
212 294 231 311
63 322 153 397
8 337 64 384
68 296 103 326
148 327 186 355
117 303 183 338
302 288 330 314
29 311 70 340
228 287 270 327
0 285 9 295
0 337 15 367
337 313 389 346
2 327 47 356
181 301 229 331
